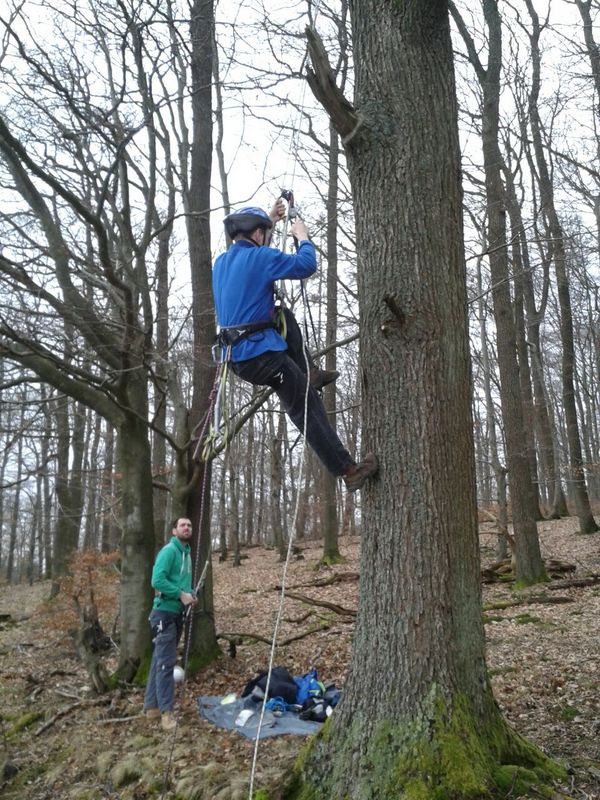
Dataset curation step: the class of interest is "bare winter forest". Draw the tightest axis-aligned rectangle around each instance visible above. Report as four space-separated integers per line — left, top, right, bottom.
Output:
1 0 600 798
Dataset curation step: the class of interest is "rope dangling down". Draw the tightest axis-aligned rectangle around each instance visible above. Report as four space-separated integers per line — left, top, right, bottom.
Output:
247 302 313 800
160 367 221 799
200 358 232 462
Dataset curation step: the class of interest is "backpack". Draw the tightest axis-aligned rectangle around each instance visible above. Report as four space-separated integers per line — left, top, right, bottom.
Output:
293 669 325 705
241 666 298 705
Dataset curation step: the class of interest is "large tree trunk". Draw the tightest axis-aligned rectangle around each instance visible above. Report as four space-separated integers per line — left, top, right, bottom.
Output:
184 0 218 668
290 4 564 797
116 414 155 679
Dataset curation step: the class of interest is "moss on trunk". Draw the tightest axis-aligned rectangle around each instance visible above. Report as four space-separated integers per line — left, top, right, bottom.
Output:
283 691 567 800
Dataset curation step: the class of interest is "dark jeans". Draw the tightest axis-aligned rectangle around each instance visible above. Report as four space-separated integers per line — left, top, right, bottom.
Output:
143 609 184 713
232 310 354 477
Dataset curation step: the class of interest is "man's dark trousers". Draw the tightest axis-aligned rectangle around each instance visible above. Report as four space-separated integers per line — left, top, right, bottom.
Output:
231 309 353 476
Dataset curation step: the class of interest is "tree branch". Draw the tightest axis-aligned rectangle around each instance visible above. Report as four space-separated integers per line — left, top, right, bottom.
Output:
305 26 360 142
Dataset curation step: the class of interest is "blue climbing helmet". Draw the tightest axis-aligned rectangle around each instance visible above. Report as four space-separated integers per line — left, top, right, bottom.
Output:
224 206 273 240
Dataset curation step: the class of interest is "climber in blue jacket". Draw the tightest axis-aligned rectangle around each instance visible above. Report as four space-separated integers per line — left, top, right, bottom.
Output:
212 199 378 492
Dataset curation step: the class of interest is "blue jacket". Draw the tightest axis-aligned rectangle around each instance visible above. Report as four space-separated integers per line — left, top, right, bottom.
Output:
212 239 317 362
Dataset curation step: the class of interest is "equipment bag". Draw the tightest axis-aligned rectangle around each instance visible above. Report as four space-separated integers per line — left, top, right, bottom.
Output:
241 666 298 705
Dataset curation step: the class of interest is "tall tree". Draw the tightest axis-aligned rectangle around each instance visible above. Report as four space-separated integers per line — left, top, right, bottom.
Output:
451 0 546 582
321 123 343 564
288 3 565 797
523 0 598 533
0 0 186 676
183 0 219 666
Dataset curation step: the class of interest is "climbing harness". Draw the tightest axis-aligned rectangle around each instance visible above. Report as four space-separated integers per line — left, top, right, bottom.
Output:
216 319 278 349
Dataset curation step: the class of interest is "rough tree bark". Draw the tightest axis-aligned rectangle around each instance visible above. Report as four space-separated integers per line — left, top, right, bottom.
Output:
286 4 565 798
183 0 219 668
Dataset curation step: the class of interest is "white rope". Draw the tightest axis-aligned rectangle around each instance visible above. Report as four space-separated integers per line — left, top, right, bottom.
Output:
247 271 313 800
159 376 220 798
248 5 326 793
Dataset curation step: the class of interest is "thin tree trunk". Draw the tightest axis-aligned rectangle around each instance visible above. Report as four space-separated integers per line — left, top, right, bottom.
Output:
83 410 102 551
269 407 285 559
452 0 546 584
6 404 25 584
100 422 118 553
322 121 342 564
502 165 543 519
524 0 598 533
51 397 82 592
28 478 42 584
41 387 53 578
476 254 508 559
229 451 241 567
151 174 174 551
243 404 256 544
256 418 266 545
218 457 228 562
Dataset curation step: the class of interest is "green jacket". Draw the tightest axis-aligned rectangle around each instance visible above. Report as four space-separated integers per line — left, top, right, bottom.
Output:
151 537 193 613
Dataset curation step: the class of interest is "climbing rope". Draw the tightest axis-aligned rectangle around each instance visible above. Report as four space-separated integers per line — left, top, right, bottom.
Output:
159 9 327 796
159 367 221 798
201 358 232 462
246 12 330 789
247 301 312 800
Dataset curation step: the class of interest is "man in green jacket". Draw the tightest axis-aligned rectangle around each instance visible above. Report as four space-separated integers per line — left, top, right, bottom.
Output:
143 518 197 731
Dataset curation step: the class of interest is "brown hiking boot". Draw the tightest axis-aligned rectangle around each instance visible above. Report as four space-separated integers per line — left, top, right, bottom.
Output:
343 454 379 492
309 368 339 391
161 711 177 731
144 708 161 721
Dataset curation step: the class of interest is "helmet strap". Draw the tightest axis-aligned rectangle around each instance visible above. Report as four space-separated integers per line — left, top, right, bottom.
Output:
242 228 268 247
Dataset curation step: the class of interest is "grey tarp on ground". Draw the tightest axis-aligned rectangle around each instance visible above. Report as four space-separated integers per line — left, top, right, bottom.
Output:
197 695 323 740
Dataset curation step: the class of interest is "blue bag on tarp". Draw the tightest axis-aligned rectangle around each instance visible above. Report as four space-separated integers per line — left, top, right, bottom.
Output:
293 669 325 705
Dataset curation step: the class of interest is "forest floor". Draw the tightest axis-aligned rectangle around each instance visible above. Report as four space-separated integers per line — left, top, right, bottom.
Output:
1 516 600 799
